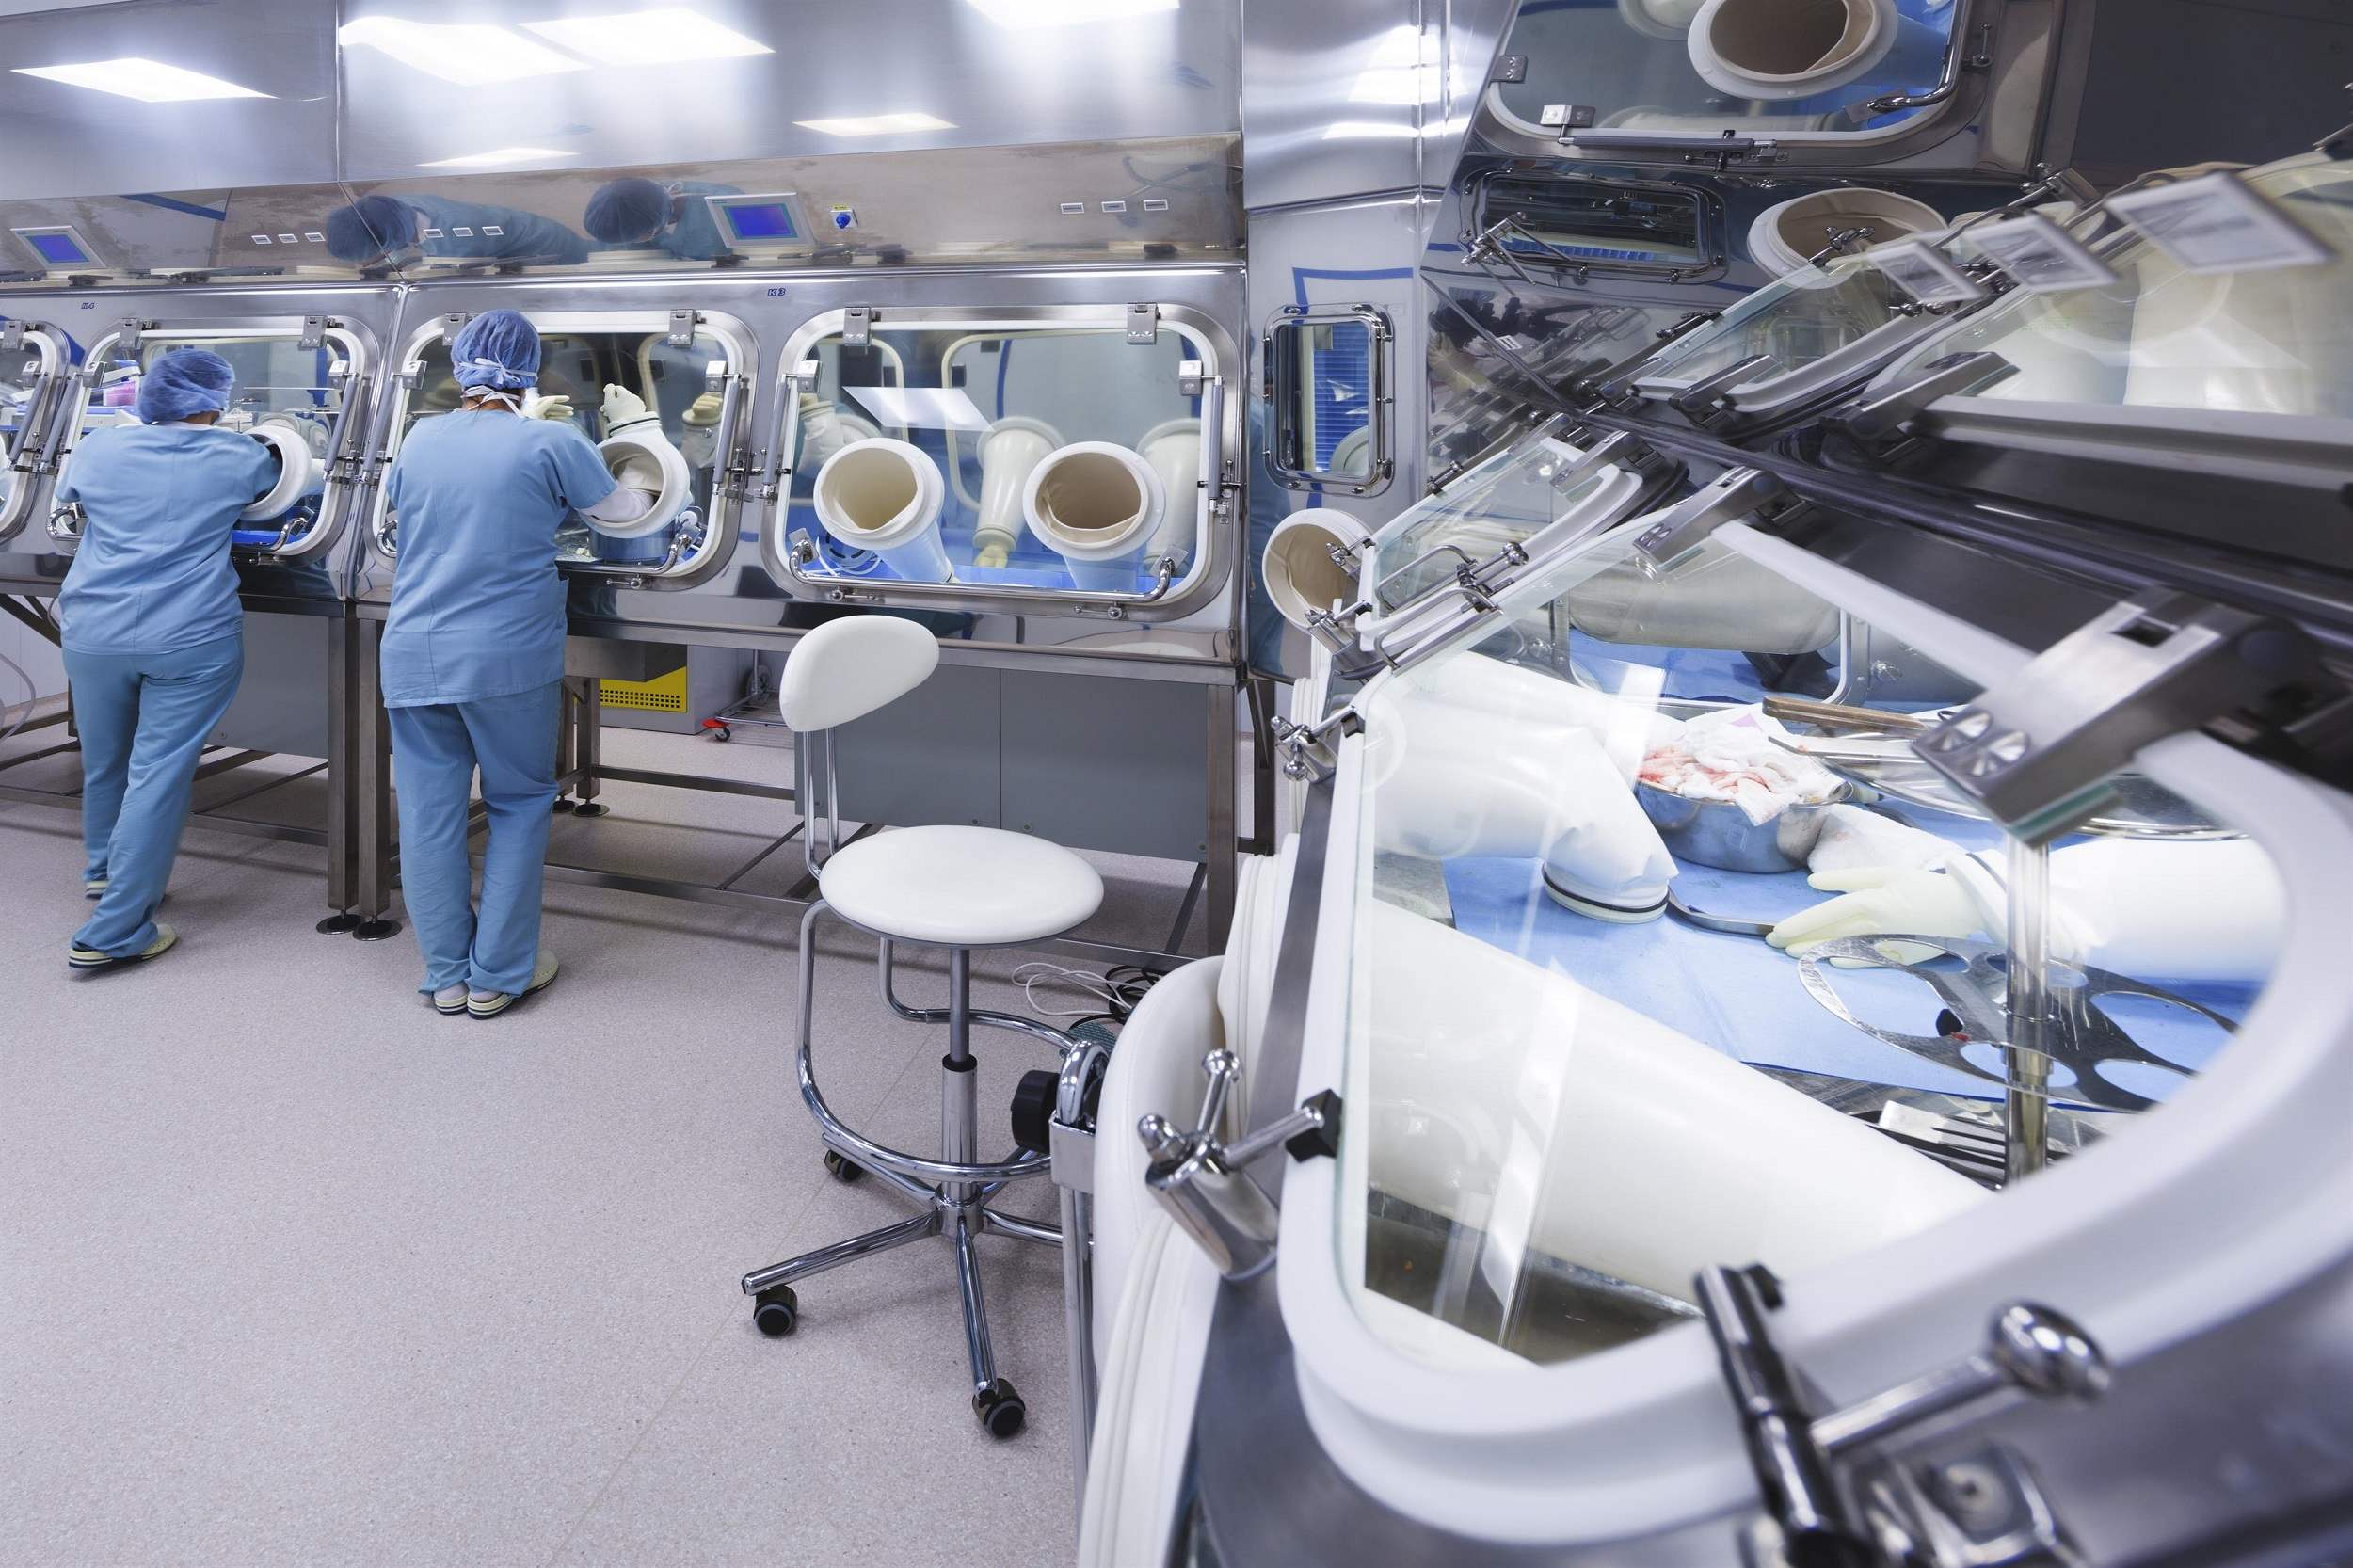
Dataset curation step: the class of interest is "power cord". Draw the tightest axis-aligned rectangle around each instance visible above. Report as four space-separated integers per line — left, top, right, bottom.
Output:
1013 962 1160 1023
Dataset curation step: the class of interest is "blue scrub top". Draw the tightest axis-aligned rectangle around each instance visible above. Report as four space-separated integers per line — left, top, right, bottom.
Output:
55 422 277 656
380 410 617 708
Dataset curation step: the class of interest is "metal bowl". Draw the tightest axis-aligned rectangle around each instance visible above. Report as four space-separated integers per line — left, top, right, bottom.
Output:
1635 780 1851 873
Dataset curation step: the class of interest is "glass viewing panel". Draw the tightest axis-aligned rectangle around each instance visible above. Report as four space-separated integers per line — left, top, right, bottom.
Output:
1880 157 2353 420
72 332 347 553
1629 253 1926 392
1332 548 2279 1368
1267 311 1387 495
784 323 1209 597
1479 177 1709 272
380 328 729 568
0 341 50 525
1493 0 1965 138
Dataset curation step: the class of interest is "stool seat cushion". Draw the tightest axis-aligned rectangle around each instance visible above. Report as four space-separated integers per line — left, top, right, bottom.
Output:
819 825 1105 947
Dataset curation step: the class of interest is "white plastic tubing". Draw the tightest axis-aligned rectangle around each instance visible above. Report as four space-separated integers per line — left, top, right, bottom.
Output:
810 437 952 583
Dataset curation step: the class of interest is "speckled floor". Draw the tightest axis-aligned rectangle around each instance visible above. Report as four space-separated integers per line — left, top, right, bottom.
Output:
0 725 1200 1567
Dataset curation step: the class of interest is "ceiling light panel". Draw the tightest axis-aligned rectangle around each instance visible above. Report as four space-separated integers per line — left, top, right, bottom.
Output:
520 8 771 66
794 112 955 136
339 18 587 86
11 56 270 101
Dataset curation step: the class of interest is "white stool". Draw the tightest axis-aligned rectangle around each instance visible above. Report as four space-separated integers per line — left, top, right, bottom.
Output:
739 616 1105 1439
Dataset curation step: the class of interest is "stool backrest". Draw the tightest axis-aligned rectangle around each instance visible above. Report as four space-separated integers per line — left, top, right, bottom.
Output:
778 615 941 734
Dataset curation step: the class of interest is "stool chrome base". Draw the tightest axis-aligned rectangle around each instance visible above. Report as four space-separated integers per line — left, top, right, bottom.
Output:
741 900 1066 1440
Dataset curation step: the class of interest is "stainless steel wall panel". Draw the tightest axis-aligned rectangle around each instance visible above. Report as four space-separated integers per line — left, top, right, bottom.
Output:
1241 0 1431 212
1000 667 1209 861
0 0 336 201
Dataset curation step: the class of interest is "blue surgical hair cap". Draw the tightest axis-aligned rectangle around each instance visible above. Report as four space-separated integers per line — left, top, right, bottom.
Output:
324 195 419 264
135 347 236 424
584 177 670 244
450 309 542 392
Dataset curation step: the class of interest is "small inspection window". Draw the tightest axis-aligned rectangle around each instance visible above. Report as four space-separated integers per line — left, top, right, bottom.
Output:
1470 174 1718 281
1265 304 1393 497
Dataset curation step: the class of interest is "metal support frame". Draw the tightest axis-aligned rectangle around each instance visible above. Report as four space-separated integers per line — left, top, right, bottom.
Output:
740 899 1080 1428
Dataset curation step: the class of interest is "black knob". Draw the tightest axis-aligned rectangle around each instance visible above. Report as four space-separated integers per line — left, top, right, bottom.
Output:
1285 1090 1345 1162
1010 1068 1059 1154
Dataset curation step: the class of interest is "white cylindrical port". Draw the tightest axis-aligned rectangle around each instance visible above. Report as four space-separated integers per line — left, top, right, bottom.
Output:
1688 0 1902 101
970 415 1062 568
1135 417 1202 570
1023 440 1166 592
592 429 690 539
1748 186 1946 275
239 419 323 523
1261 509 1373 632
1617 0 1707 38
812 437 952 583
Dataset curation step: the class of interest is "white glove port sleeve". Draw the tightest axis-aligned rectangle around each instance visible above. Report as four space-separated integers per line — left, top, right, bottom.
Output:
581 483 657 530
1397 651 1686 784
600 382 658 438
798 393 847 467
1365 690 1675 920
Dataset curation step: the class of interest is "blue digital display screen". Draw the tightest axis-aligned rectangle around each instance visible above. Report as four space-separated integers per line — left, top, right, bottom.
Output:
24 231 92 265
722 202 799 241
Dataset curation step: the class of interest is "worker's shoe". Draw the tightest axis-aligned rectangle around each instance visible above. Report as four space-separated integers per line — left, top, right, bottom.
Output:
431 984 469 1016
67 923 177 970
468 950 559 1019
82 877 108 900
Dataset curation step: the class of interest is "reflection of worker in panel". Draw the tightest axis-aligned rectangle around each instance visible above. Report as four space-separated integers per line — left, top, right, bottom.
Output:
581 176 740 263
53 349 277 970
324 192 590 269
379 311 662 1019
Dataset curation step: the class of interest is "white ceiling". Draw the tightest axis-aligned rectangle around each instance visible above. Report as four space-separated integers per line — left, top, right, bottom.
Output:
0 0 135 14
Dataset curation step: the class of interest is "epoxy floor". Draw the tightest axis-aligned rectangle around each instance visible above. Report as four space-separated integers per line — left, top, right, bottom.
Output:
0 725 1200 1566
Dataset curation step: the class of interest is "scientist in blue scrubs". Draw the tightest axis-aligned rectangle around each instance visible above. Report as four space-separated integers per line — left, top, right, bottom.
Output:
380 310 662 1018
581 176 740 263
324 193 590 270
56 349 276 969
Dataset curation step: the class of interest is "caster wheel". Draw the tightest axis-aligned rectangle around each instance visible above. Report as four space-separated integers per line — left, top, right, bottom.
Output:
752 1285 799 1337
708 725 732 743
1010 1068 1058 1154
973 1378 1026 1439
571 801 610 819
823 1149 865 1184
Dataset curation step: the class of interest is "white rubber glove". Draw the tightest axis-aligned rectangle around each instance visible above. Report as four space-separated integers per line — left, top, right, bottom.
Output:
973 541 1012 569
601 382 659 439
1767 866 1983 963
523 392 575 422
685 391 723 426
798 393 848 467
680 391 722 469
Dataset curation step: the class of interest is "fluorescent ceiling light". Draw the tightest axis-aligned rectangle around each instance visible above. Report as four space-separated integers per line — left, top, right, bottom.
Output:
418 146 576 168
1347 24 1433 105
520 8 770 66
960 0 1178 27
795 112 954 136
12 56 268 102
338 18 586 86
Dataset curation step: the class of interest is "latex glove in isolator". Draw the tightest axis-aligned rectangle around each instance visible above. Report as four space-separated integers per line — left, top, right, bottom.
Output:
1770 839 2283 984
798 393 850 468
523 392 575 423
1767 866 1983 964
601 382 661 439
680 391 723 469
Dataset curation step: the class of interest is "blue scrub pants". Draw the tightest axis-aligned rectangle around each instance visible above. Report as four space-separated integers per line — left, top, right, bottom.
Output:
388 681 562 997
65 632 245 956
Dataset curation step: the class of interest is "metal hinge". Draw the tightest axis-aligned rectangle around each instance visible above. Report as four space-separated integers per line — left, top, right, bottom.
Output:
1127 302 1160 344
108 318 148 364
1631 467 1785 573
1141 1050 1342 1280
842 306 873 347
667 308 696 347
1701 1264 2106 1568
1838 351 2016 447
0 319 22 353
1270 706 1363 783
297 314 328 351
1670 351 1776 424
1911 593 2322 842
438 312 468 344
1176 359 1207 397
